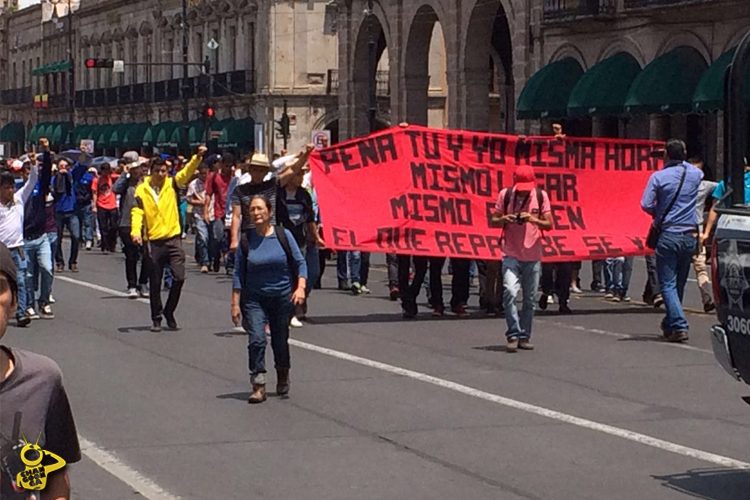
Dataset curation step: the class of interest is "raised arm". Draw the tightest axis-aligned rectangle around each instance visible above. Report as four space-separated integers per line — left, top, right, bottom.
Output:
174 145 207 188
17 161 39 205
278 144 314 187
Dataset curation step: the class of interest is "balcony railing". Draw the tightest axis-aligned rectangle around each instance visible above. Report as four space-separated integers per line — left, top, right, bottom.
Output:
543 0 617 20
67 71 257 108
0 87 32 105
624 0 708 8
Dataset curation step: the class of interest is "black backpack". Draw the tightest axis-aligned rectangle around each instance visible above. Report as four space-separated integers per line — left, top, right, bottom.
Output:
238 226 298 289
503 187 544 216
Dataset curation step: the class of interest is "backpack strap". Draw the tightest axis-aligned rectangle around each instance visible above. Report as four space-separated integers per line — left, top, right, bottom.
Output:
239 231 250 289
503 187 514 215
274 226 299 285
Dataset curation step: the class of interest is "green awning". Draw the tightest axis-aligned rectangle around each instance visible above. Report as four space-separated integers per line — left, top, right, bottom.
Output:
693 48 750 112
567 53 642 117
109 124 132 149
73 125 96 144
36 123 54 143
49 122 72 146
97 125 115 147
518 58 584 119
189 120 207 146
218 118 254 148
122 122 150 148
0 122 25 143
28 124 40 143
625 47 708 114
158 122 182 148
142 123 161 147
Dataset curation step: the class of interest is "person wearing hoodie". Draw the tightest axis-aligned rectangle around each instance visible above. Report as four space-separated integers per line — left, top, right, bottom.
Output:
22 138 54 320
52 158 87 272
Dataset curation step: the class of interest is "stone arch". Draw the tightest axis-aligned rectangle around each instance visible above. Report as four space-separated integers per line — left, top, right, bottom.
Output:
597 37 646 67
125 25 138 39
548 43 588 69
350 3 393 136
403 4 448 126
138 21 153 36
461 0 514 131
723 27 750 53
656 31 711 63
112 27 125 41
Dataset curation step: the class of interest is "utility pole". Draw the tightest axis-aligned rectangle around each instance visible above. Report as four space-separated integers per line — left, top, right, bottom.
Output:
181 0 190 154
367 0 377 134
67 0 75 145
282 99 289 150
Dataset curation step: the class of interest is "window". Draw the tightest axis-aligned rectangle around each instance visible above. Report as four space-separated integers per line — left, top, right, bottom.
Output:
195 32 203 76
117 42 125 85
211 28 219 73
247 23 255 73
165 37 174 79
129 40 138 83
21 60 26 88
229 26 236 71
145 37 152 83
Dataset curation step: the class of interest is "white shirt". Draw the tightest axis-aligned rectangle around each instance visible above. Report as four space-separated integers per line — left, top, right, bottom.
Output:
0 164 39 248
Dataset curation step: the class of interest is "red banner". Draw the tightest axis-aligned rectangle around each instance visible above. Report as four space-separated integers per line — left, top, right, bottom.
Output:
309 125 664 262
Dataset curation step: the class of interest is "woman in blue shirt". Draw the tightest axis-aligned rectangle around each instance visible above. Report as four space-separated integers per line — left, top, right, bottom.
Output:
231 195 307 404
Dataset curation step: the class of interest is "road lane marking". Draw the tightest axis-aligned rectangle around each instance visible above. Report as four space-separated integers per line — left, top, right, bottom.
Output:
60 275 750 470
79 437 181 500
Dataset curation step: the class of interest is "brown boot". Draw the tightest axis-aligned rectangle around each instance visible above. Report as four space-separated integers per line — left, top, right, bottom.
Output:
277 369 290 396
248 384 266 404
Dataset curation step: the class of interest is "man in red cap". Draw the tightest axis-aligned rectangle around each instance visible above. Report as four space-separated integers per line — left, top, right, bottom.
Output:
493 165 552 353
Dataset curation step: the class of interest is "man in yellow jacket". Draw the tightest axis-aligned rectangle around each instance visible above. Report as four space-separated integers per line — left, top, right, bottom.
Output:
132 145 207 331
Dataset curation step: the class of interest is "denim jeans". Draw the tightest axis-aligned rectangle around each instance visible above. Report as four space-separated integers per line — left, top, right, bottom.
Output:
209 219 228 270
76 205 94 243
241 293 293 385
56 212 80 267
10 248 28 318
502 257 541 340
194 217 210 266
656 232 696 333
24 235 53 309
336 251 370 286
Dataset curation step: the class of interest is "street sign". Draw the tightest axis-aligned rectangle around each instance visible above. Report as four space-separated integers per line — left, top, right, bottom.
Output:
311 130 331 150
80 140 95 154
207 38 219 50
210 130 222 140
113 60 125 73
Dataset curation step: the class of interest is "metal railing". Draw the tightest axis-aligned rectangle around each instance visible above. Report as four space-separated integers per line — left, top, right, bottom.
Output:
543 0 617 20
624 0 708 8
326 69 389 96
0 87 32 105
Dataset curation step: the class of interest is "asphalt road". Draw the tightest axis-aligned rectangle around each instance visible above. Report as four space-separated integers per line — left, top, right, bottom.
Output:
7 243 750 500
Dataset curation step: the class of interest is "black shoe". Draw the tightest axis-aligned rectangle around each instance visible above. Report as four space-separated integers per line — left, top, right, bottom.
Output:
559 302 572 314
389 287 400 301
16 315 31 327
402 310 417 320
538 294 548 311
164 313 178 331
704 301 716 313
150 321 162 332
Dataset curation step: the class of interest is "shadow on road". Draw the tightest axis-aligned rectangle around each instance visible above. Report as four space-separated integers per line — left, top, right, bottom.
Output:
537 306 662 317
652 468 750 499
116 325 162 334
472 345 513 353
214 330 246 338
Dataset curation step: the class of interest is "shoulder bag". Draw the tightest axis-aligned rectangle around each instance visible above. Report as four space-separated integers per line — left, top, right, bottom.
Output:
646 164 687 250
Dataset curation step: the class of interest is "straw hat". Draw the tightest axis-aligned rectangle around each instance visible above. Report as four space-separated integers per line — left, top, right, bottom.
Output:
249 153 271 169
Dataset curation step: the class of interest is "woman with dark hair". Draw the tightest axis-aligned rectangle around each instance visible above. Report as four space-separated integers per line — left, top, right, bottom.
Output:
231 194 307 404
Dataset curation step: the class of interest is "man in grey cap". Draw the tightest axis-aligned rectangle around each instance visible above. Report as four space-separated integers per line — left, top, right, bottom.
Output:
0 242 81 498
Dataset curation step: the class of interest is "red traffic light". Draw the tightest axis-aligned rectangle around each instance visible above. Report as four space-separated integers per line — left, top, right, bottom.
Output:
204 106 215 119
85 58 96 69
84 58 114 69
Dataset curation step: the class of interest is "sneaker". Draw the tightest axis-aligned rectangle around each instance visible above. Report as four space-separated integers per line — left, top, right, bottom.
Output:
610 295 621 302
85 240 92 251
290 316 303 328
48 294 55 304
25 308 40 320
621 296 631 303
402 310 418 320
559 303 572 314
127 288 139 299
506 338 519 353
538 294 549 311
351 283 363 295
570 285 583 294
432 306 445 318
704 300 716 313
547 295 555 304
40 305 54 319
200 265 209 274
138 287 150 299
16 315 31 327
653 295 664 308
666 331 689 343
55 263 64 273
451 305 469 318
604 292 614 299
389 287 400 301
150 321 162 333
69 264 79 273
359 285 371 295
518 340 535 350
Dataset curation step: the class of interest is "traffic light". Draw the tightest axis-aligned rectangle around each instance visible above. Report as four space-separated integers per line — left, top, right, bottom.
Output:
202 105 215 120
84 58 114 69
276 114 290 139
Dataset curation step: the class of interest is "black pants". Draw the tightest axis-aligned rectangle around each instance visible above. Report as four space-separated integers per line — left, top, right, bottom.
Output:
428 257 446 309
386 253 399 288
398 255 428 314
450 258 471 308
120 227 150 290
97 208 119 252
146 237 186 323
541 262 573 305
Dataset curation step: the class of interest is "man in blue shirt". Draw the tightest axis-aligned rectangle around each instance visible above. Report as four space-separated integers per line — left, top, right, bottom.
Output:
700 159 750 246
641 139 703 342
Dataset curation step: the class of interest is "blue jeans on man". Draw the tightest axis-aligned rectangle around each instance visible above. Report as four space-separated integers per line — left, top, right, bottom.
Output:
655 231 696 334
24 235 53 310
76 205 94 244
241 293 293 385
56 212 80 268
10 247 28 320
194 217 210 267
336 251 369 289
502 257 541 340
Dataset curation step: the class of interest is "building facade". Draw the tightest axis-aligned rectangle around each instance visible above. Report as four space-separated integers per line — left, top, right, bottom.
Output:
0 0 341 156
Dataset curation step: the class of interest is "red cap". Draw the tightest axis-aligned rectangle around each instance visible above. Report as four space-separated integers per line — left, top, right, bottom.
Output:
513 165 537 191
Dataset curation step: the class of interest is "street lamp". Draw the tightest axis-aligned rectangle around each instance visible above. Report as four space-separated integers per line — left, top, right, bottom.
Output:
48 0 80 145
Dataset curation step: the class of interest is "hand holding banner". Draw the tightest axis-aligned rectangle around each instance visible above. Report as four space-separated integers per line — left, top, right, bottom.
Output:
309 125 663 262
